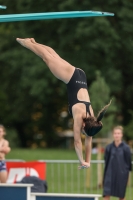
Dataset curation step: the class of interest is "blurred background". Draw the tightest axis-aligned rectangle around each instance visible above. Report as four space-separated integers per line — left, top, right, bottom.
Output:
0 0 133 149
0 0 133 199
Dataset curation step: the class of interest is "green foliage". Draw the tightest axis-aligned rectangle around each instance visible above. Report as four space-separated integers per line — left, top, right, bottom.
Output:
89 71 111 113
5 128 21 148
124 110 133 140
89 71 117 136
0 0 133 146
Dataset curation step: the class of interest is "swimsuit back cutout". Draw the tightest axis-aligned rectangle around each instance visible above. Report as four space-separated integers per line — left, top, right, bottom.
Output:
67 68 91 117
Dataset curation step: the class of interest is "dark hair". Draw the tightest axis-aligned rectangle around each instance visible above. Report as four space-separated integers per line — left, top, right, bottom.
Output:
83 100 112 137
83 117 103 136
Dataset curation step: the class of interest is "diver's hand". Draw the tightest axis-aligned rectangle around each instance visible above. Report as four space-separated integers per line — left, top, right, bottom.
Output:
78 161 90 170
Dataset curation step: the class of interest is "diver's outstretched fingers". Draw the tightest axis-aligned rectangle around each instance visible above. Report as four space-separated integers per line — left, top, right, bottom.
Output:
78 165 90 170
78 161 90 170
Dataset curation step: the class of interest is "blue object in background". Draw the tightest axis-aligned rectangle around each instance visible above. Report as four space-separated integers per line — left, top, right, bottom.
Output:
1 187 27 200
0 184 101 200
0 184 32 200
35 197 95 200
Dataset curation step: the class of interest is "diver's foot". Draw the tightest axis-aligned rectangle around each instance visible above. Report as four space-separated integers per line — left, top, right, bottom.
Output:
30 38 36 43
16 38 31 48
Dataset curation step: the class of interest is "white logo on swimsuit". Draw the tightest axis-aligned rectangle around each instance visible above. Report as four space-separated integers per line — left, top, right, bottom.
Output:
76 81 87 85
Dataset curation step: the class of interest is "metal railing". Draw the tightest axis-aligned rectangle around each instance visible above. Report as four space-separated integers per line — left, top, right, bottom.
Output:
6 159 133 199
38 160 133 198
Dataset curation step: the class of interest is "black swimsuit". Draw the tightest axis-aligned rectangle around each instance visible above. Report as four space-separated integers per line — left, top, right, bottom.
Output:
67 68 91 116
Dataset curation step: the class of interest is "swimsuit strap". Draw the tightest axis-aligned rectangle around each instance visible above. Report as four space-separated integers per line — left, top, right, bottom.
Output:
86 103 91 118
78 101 91 118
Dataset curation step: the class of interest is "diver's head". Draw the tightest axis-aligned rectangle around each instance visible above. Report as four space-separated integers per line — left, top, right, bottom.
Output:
82 116 103 136
82 100 112 137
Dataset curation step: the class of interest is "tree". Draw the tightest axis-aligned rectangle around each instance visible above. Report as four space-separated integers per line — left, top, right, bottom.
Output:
0 0 133 147
89 70 117 136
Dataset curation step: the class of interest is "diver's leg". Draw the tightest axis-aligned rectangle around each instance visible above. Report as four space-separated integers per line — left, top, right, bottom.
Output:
30 38 71 66
30 38 68 63
16 38 75 83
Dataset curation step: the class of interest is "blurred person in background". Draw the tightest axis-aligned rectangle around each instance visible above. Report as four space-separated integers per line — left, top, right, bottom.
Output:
0 125 11 183
103 126 132 200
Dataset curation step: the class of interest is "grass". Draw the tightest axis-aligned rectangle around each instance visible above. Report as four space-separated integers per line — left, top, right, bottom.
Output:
6 148 133 200
6 148 78 160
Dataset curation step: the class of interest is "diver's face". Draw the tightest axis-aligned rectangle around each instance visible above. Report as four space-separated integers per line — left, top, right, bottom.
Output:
81 128 86 135
82 122 85 128
81 122 87 135
81 122 85 132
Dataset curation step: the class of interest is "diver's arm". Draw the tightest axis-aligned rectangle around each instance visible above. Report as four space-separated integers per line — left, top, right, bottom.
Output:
85 136 92 164
73 117 84 164
73 116 90 168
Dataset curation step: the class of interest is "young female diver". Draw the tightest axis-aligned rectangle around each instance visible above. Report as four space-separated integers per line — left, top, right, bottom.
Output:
16 38 111 169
